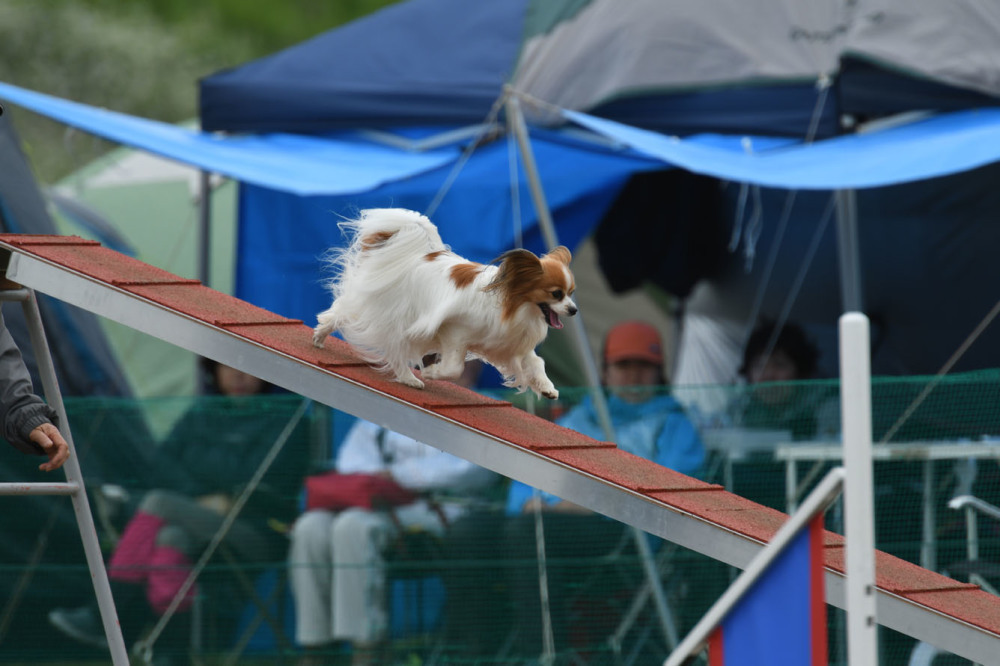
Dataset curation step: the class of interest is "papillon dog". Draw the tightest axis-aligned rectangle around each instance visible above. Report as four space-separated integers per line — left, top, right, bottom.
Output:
312 208 577 399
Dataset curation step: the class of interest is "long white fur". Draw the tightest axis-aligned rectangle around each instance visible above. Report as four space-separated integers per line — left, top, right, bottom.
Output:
312 208 575 398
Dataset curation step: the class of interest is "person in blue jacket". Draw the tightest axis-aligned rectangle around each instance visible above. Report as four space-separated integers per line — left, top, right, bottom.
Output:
507 319 704 514
444 320 705 659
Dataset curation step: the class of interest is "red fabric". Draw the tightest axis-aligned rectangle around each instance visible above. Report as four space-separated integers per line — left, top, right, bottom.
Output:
108 511 165 584
304 472 418 511
809 515 828 666
147 546 198 614
709 627 724 666
108 511 199 613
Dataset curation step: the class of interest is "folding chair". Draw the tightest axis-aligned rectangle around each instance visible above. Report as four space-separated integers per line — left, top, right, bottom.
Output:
133 398 310 666
515 505 680 666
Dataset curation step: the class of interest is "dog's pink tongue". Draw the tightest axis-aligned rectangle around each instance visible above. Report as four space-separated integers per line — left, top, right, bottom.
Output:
548 310 563 329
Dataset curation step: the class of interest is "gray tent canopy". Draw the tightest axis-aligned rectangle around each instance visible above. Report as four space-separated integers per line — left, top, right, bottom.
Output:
201 0 1000 138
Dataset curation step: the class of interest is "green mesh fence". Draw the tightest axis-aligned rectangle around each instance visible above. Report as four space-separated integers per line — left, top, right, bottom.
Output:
0 375 997 665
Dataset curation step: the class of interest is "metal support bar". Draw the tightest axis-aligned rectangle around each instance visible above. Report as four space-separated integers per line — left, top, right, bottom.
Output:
631 528 679 649
197 169 212 287
0 482 78 495
835 190 863 312
18 289 130 665
949 495 1000 522
504 94 613 436
921 460 937 571
505 94 678 652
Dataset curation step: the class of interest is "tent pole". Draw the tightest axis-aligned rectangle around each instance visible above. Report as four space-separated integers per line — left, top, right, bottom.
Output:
835 189 862 312
504 94 612 434
197 170 212 288
506 93 679 652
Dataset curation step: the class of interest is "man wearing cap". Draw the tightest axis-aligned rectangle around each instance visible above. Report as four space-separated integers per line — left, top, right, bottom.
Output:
493 320 705 657
508 320 704 516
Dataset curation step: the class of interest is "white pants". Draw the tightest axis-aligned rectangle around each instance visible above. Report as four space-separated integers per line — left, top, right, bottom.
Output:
288 501 453 646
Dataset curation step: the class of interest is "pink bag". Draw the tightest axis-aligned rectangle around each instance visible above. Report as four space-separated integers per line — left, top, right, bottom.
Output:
304 472 418 511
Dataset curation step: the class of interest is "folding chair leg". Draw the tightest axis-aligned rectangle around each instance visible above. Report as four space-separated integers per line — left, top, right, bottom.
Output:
630 527 678 649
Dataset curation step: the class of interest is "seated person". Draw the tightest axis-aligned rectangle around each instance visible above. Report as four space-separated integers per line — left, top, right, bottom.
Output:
49 360 311 665
445 321 706 658
733 319 837 510
289 360 498 666
737 319 837 439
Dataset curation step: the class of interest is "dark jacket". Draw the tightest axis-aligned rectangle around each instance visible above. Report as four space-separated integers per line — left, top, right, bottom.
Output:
0 313 57 455
152 394 311 523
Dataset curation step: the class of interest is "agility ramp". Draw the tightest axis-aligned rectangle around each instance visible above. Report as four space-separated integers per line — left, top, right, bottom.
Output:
1 234 998 664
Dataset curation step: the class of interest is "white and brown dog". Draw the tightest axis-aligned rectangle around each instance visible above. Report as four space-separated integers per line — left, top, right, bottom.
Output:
312 208 576 399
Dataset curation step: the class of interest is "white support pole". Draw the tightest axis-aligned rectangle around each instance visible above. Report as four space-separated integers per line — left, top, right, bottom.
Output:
840 312 879 664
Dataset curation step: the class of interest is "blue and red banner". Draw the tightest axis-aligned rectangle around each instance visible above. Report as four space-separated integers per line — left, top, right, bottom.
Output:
709 515 827 666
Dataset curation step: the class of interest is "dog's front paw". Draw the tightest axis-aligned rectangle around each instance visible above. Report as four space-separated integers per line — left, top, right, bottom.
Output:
542 387 559 400
311 329 327 348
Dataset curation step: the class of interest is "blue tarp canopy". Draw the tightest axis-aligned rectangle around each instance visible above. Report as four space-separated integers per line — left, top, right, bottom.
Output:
7 78 1000 378
564 109 1000 190
6 81 1000 196
0 83 458 197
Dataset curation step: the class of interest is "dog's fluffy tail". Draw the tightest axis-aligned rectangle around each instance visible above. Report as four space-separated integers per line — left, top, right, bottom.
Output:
315 208 446 370
321 208 445 298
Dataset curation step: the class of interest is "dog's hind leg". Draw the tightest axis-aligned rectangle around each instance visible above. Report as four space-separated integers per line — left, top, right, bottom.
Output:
312 303 342 347
421 345 467 381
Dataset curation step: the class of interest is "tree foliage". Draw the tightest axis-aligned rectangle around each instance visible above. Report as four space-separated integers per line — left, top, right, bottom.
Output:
1 0 398 182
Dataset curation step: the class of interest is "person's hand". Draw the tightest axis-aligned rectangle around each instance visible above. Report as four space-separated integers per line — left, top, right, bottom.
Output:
30 422 69 472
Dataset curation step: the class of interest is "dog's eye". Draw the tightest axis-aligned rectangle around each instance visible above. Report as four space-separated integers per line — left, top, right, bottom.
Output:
551 290 564 300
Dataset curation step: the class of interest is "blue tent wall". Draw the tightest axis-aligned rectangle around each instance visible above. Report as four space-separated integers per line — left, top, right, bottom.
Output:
234 131 658 325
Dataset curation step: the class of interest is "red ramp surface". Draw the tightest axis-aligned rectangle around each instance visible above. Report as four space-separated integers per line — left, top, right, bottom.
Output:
1 234 998 663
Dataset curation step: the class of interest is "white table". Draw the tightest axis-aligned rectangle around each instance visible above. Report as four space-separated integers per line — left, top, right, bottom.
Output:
701 428 792 492
776 440 1000 571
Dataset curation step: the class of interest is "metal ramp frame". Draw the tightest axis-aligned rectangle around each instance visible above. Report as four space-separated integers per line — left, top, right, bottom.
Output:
0 282 130 664
1 234 999 664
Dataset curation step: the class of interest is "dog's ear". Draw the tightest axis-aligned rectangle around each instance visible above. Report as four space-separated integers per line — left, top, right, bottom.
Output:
486 249 542 292
545 246 572 266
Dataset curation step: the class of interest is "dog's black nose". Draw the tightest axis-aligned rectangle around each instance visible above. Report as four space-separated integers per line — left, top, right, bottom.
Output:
568 305 578 316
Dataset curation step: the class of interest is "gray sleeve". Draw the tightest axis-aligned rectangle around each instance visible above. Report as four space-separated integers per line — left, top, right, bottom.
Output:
0 312 56 455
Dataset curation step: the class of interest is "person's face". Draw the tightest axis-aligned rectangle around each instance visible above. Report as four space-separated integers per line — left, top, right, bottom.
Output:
747 349 800 384
215 364 266 396
604 358 662 404
746 349 800 406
